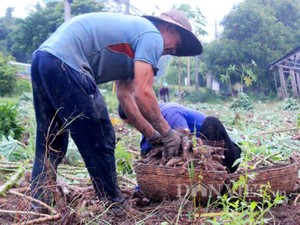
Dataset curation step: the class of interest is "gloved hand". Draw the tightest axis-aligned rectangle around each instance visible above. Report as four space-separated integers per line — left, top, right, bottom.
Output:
146 130 162 146
162 129 181 159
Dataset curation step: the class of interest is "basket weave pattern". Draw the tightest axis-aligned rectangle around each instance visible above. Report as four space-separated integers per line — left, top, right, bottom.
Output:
135 164 228 201
227 158 299 198
135 138 228 201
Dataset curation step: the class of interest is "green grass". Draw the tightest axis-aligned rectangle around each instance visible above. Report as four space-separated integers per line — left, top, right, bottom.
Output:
0 97 18 105
0 91 299 224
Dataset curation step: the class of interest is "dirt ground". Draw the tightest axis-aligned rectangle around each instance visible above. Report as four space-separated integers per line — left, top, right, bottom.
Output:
0 169 300 225
1 119 299 224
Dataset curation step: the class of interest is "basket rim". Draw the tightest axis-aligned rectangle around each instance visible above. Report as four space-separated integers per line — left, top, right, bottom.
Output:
229 160 299 178
134 163 228 175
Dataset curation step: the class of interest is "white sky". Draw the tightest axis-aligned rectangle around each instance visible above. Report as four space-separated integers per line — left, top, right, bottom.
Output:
0 0 243 42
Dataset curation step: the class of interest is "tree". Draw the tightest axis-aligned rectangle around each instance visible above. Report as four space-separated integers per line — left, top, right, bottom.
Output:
0 8 18 56
0 53 17 96
177 4 207 90
203 0 300 95
9 0 104 62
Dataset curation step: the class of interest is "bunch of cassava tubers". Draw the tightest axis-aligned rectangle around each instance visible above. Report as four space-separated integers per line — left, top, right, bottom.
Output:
139 130 227 172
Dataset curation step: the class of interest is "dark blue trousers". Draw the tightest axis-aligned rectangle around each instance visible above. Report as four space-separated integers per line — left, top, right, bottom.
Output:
30 51 122 203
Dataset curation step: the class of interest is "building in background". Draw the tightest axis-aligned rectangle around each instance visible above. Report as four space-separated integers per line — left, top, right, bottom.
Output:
9 61 31 79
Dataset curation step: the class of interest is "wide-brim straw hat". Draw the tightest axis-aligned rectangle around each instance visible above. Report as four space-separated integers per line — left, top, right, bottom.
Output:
143 9 203 56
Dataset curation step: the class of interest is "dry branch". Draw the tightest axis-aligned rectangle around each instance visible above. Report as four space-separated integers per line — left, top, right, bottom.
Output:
11 214 61 225
8 189 59 215
59 173 90 182
0 166 25 196
293 193 300 206
118 175 136 186
0 209 48 217
255 127 299 136
248 152 274 168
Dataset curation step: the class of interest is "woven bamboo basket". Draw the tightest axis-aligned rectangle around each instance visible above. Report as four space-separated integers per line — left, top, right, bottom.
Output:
135 164 228 202
226 157 299 200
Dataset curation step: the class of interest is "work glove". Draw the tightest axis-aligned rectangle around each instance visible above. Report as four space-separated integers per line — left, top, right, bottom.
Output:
146 130 162 146
162 129 181 159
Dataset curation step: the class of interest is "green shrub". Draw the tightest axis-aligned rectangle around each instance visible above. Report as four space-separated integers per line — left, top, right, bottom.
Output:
14 78 32 96
230 93 253 111
115 141 133 174
0 54 17 96
98 82 113 92
0 136 34 161
282 98 299 110
101 89 119 113
0 103 24 140
185 88 220 103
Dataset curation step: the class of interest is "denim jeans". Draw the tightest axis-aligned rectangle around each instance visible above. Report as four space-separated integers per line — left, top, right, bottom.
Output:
30 51 123 203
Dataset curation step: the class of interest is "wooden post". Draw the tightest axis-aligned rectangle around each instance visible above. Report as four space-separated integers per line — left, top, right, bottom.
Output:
64 0 71 21
187 57 190 86
195 55 199 91
273 72 278 95
177 57 183 104
296 73 300 98
278 66 288 98
290 69 299 98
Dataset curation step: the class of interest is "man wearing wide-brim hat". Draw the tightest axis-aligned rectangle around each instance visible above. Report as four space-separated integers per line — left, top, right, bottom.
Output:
143 9 202 56
30 8 202 214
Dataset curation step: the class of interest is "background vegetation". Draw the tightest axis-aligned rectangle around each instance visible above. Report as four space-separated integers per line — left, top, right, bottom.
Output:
1 0 300 98
0 1 300 223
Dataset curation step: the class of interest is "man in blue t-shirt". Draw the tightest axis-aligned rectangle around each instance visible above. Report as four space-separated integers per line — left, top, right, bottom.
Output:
30 9 202 212
118 102 241 173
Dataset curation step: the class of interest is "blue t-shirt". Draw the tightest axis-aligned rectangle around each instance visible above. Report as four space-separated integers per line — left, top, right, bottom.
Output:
36 12 163 84
140 102 206 154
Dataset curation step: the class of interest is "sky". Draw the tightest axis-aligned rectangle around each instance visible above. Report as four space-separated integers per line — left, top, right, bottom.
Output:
0 0 243 42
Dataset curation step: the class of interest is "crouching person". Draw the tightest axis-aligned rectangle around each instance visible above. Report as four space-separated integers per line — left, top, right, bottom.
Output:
119 102 241 173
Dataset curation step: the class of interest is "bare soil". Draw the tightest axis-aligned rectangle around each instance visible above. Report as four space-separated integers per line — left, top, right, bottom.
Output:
0 170 299 225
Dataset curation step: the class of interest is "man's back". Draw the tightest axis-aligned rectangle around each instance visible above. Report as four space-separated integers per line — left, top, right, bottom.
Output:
140 102 206 153
159 102 206 135
38 12 163 84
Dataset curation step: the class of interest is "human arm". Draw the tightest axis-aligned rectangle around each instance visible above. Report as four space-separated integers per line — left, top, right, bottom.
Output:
116 61 181 158
116 61 170 137
116 79 154 138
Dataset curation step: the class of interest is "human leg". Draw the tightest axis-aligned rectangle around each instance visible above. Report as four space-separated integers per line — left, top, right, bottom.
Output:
30 51 69 207
31 51 123 203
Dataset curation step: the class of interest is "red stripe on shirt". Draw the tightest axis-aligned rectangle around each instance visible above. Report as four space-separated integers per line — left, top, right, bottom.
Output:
107 43 134 58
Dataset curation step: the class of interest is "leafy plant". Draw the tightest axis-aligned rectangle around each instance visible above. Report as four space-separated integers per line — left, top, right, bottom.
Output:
0 103 24 140
185 88 220 103
230 93 253 111
0 136 33 161
206 190 284 225
220 71 233 97
282 98 299 111
0 54 17 96
13 78 32 96
206 142 285 225
115 142 133 175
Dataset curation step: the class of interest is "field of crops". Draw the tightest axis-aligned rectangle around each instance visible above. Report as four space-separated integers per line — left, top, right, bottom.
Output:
0 93 299 224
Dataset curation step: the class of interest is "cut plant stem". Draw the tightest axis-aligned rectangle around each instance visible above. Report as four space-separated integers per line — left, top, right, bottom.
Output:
255 127 299 136
0 166 25 196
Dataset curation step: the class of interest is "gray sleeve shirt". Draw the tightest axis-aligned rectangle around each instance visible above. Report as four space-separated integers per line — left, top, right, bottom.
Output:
37 12 163 84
